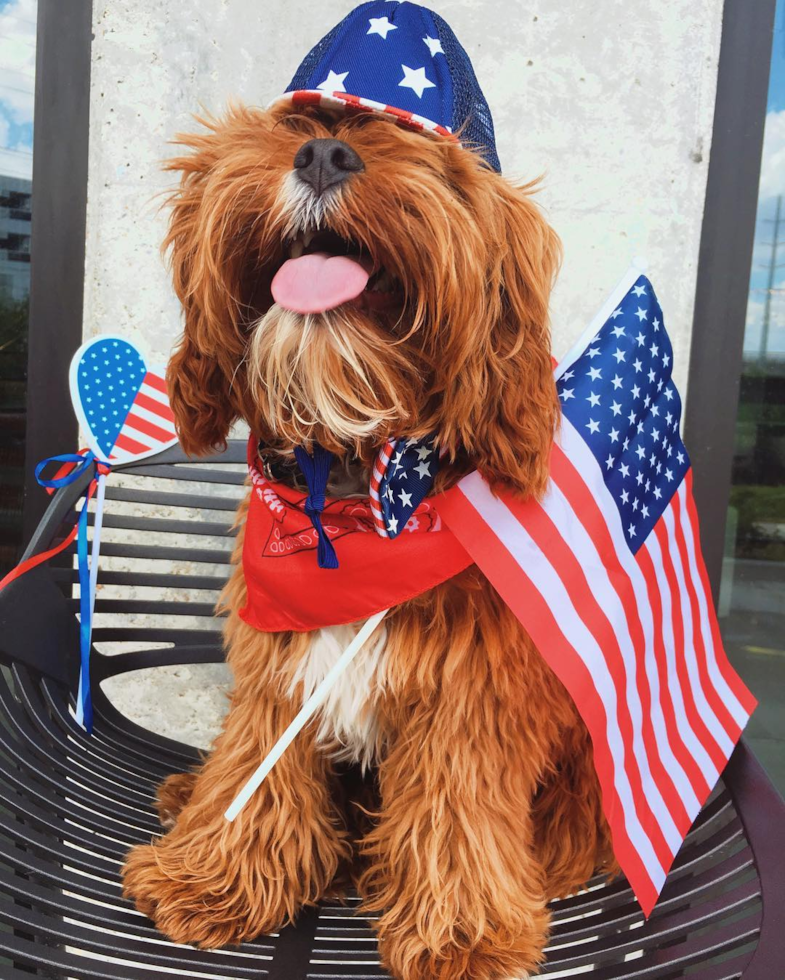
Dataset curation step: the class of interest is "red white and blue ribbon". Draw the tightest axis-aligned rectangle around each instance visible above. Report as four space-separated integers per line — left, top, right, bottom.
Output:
34 451 111 732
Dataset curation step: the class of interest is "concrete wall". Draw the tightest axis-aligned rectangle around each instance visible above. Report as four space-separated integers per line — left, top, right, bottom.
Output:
84 0 725 745
85 0 724 388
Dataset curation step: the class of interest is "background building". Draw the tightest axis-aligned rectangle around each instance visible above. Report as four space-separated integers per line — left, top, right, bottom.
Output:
0 176 31 571
0 174 31 300
719 10 785 789
0 0 35 574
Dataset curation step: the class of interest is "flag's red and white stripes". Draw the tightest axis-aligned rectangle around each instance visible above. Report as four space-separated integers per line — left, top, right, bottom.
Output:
438 417 755 915
370 438 397 537
109 370 177 462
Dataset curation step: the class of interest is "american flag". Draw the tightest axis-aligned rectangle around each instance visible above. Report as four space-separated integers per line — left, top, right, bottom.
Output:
439 269 757 914
72 337 178 463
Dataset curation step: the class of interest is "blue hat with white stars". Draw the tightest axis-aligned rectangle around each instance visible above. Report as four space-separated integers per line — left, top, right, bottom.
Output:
272 1 501 172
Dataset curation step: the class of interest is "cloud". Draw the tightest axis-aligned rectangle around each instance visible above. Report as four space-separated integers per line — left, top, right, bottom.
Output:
746 111 785 361
0 142 32 179
744 278 785 357
0 0 37 129
758 108 785 203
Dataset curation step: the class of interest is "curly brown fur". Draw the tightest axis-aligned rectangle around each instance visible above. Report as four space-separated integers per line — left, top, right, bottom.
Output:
164 103 559 490
122 100 618 978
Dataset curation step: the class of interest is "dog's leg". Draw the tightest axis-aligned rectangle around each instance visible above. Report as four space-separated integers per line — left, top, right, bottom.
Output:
360 710 549 979
122 624 350 948
358 586 554 980
533 723 619 900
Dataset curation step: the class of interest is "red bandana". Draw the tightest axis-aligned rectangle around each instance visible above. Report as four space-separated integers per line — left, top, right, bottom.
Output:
240 437 473 632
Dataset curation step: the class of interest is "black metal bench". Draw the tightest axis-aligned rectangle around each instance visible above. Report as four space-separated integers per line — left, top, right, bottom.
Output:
0 442 782 978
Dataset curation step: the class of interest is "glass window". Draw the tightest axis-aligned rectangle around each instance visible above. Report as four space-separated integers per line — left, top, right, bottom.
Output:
0 0 36 575
721 0 785 793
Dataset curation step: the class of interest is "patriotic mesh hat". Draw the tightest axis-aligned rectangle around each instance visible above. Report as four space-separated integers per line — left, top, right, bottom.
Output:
271 0 501 172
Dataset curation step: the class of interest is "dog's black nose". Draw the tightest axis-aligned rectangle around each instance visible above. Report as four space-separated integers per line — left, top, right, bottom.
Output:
293 138 363 196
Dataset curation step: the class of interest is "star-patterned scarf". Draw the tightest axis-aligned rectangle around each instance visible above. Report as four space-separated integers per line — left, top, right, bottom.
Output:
369 435 440 539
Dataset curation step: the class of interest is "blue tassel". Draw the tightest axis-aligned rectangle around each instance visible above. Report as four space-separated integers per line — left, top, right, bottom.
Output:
293 444 339 569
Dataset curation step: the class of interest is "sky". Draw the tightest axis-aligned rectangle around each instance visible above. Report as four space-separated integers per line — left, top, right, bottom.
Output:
768 0 785 114
745 0 785 358
0 0 36 181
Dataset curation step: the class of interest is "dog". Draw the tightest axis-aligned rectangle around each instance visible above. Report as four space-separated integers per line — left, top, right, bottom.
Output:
121 4 617 977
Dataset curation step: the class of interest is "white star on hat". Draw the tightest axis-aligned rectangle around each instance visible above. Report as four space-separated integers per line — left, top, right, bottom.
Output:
423 35 444 56
367 16 397 39
399 64 436 98
317 69 349 93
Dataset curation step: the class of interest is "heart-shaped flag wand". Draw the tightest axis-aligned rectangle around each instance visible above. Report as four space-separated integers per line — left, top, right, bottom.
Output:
0 336 179 734
65 337 179 729
69 335 178 462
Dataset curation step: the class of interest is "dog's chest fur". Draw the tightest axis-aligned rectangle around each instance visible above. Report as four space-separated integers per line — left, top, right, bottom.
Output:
287 622 389 769
274 455 391 768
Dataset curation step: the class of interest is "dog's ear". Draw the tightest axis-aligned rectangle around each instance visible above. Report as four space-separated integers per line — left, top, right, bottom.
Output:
163 121 247 456
441 179 561 498
167 334 238 457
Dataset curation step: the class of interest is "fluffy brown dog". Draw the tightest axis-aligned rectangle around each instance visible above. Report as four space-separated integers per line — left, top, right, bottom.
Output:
120 96 618 980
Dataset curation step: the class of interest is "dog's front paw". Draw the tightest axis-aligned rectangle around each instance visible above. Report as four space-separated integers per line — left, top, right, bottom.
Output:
379 927 543 980
121 843 162 921
121 840 287 948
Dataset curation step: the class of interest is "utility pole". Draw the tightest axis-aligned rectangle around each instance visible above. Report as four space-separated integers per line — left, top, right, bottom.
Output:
759 194 785 365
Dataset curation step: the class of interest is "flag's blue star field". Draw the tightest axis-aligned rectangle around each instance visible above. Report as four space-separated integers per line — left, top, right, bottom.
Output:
556 276 690 553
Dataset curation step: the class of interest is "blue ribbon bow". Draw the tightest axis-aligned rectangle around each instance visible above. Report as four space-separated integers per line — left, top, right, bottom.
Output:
35 451 112 733
35 451 101 489
293 443 339 569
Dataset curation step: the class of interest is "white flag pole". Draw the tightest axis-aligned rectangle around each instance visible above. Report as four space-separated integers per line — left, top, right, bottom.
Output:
224 607 389 822
554 256 648 381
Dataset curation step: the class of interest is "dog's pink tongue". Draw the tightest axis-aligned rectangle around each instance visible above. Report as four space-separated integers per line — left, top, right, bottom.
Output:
272 252 371 314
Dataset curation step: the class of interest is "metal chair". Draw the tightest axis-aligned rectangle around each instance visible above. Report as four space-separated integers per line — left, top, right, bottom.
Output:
0 441 783 979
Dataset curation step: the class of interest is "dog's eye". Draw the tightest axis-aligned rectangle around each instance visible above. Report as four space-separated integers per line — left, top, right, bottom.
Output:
340 112 393 133
278 112 318 133
277 109 342 137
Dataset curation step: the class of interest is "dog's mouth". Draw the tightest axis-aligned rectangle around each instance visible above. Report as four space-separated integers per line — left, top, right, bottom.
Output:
271 229 401 316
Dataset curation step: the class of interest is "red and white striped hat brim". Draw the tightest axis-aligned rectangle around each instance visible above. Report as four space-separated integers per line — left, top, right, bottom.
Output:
268 89 458 145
